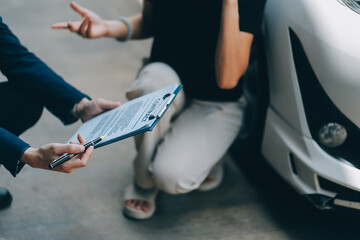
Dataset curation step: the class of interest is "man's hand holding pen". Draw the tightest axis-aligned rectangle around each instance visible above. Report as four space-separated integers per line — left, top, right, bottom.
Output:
49 135 106 169
19 98 120 173
21 134 93 173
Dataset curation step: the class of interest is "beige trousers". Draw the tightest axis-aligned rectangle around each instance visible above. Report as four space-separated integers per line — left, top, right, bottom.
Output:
126 62 245 194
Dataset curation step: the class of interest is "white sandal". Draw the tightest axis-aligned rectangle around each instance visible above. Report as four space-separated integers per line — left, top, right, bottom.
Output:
198 163 224 192
123 184 158 220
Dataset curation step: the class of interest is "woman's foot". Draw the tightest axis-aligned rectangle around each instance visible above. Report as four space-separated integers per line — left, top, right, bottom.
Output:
201 177 217 185
198 163 224 192
123 184 158 220
125 199 152 213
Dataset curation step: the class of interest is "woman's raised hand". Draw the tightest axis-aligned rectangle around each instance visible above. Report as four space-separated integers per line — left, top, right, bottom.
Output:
52 2 109 39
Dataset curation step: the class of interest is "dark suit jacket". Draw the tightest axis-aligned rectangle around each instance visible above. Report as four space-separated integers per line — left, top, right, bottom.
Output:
0 17 89 177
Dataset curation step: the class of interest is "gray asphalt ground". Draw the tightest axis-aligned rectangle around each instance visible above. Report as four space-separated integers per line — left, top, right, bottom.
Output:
0 1 359 240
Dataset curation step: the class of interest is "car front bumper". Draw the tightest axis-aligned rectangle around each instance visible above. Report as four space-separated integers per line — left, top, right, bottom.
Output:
262 107 360 211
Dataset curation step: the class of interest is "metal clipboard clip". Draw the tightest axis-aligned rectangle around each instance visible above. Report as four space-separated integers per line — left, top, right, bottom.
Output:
148 93 176 120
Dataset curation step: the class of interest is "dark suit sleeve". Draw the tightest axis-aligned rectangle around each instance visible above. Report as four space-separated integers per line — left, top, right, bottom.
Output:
0 17 90 176
0 127 29 177
0 17 90 125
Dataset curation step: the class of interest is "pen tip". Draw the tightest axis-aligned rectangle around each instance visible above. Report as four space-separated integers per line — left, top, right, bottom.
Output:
101 135 107 140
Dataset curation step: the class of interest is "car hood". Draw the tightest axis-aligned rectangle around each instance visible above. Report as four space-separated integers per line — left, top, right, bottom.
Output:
295 0 360 128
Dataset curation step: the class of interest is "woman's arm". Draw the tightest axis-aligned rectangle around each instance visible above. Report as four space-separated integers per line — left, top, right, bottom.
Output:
215 0 254 89
52 1 153 40
101 0 154 40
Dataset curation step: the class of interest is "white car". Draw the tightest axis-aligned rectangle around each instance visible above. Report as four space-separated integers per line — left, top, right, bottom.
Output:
235 0 360 212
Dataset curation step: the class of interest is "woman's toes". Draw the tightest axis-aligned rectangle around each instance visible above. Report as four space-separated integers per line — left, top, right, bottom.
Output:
135 200 142 210
142 201 152 212
125 199 152 212
125 199 134 208
202 177 215 184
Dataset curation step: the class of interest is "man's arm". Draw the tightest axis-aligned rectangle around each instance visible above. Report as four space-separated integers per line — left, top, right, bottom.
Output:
0 127 93 176
21 133 93 174
0 128 30 177
0 17 89 125
0 17 121 176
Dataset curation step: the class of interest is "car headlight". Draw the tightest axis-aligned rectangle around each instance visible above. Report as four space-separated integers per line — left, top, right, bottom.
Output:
341 0 360 14
318 123 347 148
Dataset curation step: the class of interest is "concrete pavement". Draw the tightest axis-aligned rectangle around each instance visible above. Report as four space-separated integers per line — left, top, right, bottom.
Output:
0 0 359 239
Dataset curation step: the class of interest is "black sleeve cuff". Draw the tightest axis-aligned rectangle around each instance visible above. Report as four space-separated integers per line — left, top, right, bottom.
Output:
239 0 266 35
14 145 29 176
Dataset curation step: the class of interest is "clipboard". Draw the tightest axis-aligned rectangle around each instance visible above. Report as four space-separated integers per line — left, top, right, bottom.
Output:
67 82 183 148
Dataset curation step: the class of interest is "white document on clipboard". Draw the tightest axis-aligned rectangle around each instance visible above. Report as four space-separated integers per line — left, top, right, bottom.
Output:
68 82 183 148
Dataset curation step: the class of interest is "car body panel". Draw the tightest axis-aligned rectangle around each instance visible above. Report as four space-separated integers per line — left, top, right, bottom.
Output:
261 0 360 211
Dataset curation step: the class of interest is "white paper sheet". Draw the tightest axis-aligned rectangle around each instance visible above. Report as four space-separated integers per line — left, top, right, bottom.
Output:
68 82 180 147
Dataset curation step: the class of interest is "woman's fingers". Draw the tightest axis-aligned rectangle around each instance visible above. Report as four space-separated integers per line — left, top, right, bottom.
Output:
86 19 94 38
70 1 88 17
52 2 104 38
52 1 102 36
53 19 90 37
52 21 81 32
52 22 69 29
68 21 83 33
52 2 89 33
79 17 90 37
